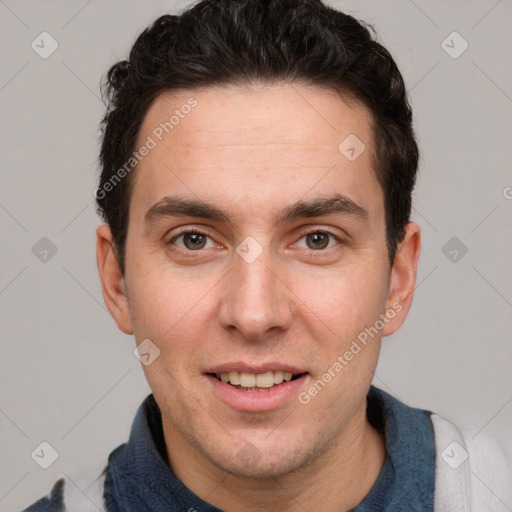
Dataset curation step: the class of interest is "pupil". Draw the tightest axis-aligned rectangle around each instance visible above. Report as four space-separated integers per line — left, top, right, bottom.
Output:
185 233 206 250
308 232 328 250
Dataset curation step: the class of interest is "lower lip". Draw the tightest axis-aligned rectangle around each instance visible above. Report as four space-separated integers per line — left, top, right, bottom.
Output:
204 374 309 412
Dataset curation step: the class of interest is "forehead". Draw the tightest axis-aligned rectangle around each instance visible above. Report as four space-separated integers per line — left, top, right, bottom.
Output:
137 83 373 156
131 83 382 229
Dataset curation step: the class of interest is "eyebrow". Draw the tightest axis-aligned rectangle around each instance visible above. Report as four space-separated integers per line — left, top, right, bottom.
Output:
144 193 369 230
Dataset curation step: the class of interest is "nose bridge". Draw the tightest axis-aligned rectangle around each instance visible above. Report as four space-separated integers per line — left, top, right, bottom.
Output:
219 239 291 339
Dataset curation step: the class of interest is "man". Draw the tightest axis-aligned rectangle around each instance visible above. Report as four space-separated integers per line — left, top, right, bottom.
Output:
25 0 512 510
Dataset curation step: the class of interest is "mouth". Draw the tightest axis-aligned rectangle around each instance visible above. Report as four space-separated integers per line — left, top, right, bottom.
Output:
203 366 309 412
207 370 307 392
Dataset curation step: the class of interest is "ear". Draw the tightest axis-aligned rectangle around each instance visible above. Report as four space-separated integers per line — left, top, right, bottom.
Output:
96 224 134 335
382 222 421 337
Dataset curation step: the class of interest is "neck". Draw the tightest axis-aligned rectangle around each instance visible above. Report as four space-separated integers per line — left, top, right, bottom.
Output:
163 399 386 512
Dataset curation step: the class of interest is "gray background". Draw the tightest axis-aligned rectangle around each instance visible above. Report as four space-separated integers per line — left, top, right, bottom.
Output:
1 0 511 510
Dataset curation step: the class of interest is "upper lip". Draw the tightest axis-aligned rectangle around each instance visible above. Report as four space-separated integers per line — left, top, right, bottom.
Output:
205 362 308 374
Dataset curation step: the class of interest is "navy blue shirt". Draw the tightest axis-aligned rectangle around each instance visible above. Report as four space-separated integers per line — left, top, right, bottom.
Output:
25 386 435 511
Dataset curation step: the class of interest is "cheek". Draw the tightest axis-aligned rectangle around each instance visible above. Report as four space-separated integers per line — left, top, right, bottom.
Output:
295 267 386 416
295 263 389 348
126 262 219 352
129 270 218 400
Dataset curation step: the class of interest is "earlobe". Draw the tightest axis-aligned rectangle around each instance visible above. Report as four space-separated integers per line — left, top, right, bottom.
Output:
382 222 421 337
96 224 134 335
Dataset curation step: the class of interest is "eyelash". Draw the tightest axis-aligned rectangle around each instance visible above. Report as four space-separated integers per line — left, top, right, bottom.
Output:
168 227 342 253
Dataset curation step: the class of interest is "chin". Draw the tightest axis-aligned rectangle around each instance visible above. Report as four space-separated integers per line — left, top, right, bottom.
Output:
215 453 305 480
203 435 328 480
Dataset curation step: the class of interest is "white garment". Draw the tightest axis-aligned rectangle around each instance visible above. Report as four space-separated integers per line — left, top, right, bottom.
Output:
432 414 512 511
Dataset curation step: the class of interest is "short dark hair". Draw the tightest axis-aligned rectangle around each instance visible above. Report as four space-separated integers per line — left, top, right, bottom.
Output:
97 0 418 275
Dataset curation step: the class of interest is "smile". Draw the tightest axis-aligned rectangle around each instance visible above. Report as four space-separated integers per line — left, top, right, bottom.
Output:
211 370 305 391
204 367 309 412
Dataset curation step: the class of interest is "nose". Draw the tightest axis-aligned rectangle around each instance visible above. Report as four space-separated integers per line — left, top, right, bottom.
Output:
218 244 293 342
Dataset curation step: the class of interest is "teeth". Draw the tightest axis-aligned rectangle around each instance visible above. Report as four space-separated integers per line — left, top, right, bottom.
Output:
240 372 256 387
228 371 241 385
256 371 274 388
273 371 284 385
216 370 300 388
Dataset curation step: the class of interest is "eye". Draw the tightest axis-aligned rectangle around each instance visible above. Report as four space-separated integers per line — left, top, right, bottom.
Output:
295 231 340 251
170 230 216 251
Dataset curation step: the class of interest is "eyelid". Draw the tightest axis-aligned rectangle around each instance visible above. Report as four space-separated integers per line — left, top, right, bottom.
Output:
169 226 213 239
167 225 344 253
294 225 343 238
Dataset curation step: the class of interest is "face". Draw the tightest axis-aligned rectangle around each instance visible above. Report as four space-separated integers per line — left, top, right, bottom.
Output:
97 83 420 480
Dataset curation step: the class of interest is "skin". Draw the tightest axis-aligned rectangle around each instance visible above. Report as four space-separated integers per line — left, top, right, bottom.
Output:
97 82 421 511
